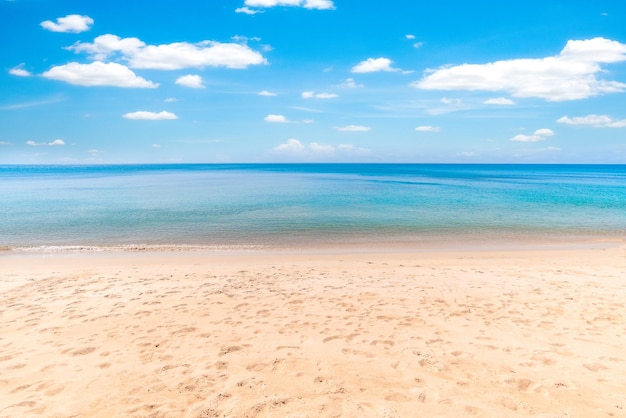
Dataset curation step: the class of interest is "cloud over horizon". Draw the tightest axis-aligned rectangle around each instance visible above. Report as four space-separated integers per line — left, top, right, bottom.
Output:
273 138 370 159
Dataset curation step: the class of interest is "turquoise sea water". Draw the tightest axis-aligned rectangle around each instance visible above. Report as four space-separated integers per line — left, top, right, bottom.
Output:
1 164 625 249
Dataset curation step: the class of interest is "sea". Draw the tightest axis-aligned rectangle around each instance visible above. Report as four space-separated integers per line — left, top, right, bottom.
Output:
1 164 625 251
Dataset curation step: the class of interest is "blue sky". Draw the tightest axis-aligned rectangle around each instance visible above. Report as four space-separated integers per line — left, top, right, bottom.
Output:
1 0 626 164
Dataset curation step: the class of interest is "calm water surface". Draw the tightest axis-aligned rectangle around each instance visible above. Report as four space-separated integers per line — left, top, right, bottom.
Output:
1 164 625 249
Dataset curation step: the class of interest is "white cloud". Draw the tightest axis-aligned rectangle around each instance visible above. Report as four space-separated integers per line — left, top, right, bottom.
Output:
415 126 440 132
264 114 313 123
510 128 555 142
274 138 305 152
309 142 335 153
67 34 144 61
351 57 400 73
557 114 626 128
231 35 262 43
26 139 65 146
9 64 31 77
457 151 477 157
335 125 371 132
440 97 462 106
302 0 334 9
483 97 515 105
413 37 626 101
152 144 161 148
534 128 555 136
135 42 267 70
0 141 11 146
338 78 363 88
406 35 424 48
42 61 158 88
243 0 334 10
246 0 301 6
67 34 267 70
258 90 277 96
235 6 261 14
316 92 338 99
165 97 179 102
274 139 370 157
129 41 267 70
301 91 338 99
264 114 290 123
41 14 93 33
123 111 178 120
175 74 205 88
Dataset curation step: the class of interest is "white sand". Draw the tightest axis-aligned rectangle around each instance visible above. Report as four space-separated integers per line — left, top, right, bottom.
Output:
1 245 626 417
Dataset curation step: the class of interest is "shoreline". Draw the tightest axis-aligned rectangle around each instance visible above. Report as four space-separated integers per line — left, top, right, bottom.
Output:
2 232 624 256
2 244 625 416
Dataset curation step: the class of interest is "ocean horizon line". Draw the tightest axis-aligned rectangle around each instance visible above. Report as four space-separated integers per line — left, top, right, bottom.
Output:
2 162 626 167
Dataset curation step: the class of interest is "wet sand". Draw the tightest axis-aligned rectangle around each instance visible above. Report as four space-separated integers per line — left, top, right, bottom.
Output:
1 245 626 417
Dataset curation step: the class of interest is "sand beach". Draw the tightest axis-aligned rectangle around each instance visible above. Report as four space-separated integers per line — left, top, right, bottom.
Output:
1 244 626 417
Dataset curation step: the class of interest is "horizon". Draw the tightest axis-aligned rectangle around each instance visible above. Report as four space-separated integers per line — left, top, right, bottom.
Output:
2 0 626 164
3 162 626 168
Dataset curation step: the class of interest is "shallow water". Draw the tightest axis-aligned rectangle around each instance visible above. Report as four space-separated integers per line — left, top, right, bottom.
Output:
1 164 625 249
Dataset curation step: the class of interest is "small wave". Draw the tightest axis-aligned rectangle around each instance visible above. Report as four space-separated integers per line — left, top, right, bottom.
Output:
7 244 265 253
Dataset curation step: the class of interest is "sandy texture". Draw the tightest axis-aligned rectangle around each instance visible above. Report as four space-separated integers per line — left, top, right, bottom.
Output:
1 246 626 417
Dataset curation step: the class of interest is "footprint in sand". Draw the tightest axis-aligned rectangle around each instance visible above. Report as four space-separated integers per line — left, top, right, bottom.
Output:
322 336 341 343
71 347 96 356
218 346 243 356
246 363 269 372
370 340 395 347
384 392 411 402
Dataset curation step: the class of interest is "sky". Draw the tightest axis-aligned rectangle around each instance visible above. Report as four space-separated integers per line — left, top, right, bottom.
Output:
1 0 626 164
